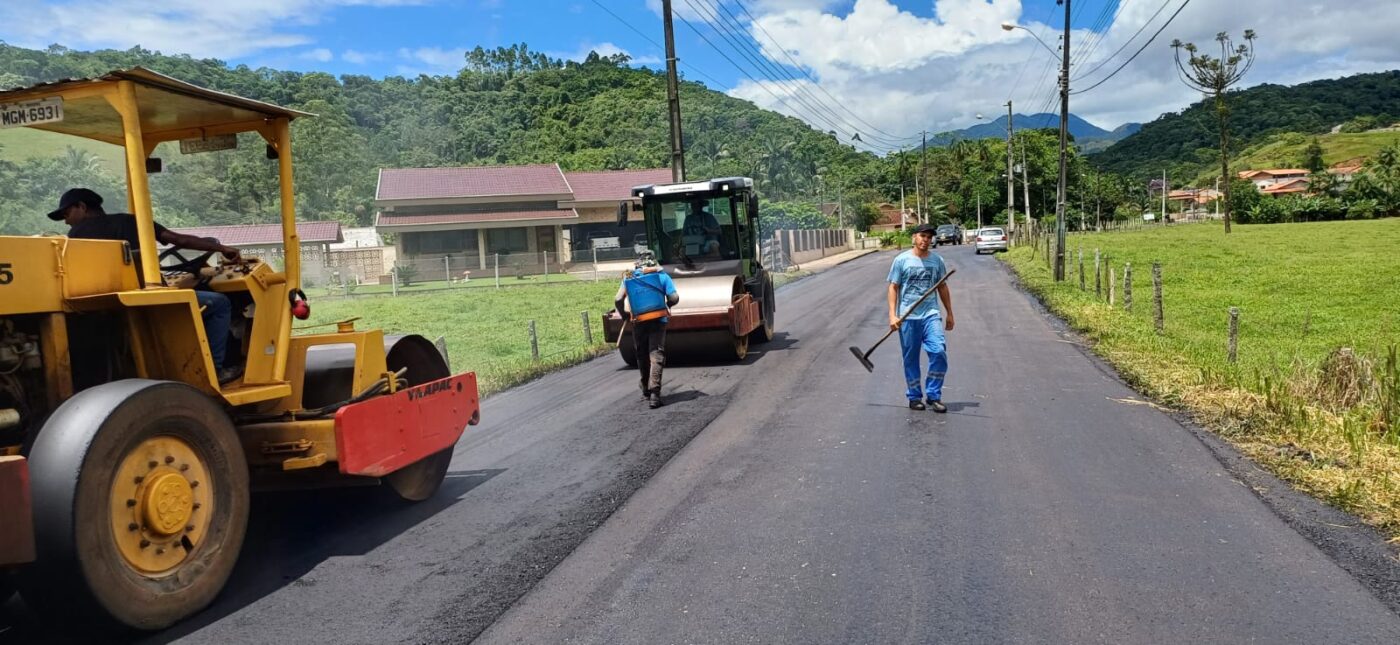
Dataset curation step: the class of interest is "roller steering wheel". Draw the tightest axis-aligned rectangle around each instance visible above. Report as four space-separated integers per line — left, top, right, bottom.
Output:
159 245 218 275
159 237 222 288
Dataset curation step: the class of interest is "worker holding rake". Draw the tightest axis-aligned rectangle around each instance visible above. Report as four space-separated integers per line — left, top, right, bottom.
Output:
888 223 954 412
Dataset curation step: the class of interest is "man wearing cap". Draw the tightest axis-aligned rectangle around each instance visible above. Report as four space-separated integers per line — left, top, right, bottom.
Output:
614 251 679 408
48 188 244 384
887 223 954 412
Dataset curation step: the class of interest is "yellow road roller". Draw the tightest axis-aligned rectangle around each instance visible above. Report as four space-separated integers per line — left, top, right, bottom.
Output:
0 69 479 632
602 177 775 363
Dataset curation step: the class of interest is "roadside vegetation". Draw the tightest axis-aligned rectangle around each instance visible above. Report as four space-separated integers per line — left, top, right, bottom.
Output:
1003 219 1400 535
299 281 620 397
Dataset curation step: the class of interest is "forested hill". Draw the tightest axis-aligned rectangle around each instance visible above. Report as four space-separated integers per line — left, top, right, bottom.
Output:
1092 70 1400 179
0 43 880 233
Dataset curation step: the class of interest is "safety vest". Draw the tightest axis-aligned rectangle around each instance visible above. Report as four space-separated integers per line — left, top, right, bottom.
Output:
623 271 671 322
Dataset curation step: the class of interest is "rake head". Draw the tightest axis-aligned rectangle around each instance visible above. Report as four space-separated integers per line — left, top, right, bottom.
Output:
849 346 874 372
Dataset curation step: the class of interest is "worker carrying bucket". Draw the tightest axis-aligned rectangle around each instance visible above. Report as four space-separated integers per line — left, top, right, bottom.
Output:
615 251 680 408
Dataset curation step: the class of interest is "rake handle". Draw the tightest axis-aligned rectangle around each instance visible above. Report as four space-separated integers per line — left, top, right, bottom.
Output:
864 268 956 360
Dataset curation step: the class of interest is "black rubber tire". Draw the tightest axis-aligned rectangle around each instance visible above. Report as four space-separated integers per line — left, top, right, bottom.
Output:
20 380 248 632
730 333 750 361
382 336 455 502
749 277 776 344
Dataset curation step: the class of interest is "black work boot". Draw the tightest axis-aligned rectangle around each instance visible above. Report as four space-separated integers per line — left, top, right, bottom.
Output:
928 400 947 413
908 400 926 411
648 390 664 409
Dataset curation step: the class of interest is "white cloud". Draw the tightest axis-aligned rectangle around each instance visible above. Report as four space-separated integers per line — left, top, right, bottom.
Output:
341 49 383 65
725 0 1400 150
549 42 662 66
301 48 334 62
0 0 426 59
395 46 467 76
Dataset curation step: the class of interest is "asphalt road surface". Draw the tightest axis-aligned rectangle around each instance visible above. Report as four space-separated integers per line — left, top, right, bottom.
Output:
5 246 1399 644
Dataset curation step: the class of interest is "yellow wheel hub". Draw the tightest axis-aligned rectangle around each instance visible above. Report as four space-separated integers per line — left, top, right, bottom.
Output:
109 436 214 575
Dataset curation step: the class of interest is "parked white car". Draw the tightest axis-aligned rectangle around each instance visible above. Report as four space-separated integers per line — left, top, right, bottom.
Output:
974 227 1008 254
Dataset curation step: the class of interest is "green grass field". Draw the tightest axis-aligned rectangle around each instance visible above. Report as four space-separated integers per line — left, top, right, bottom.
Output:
1005 219 1400 533
0 127 127 172
307 272 583 298
301 280 621 397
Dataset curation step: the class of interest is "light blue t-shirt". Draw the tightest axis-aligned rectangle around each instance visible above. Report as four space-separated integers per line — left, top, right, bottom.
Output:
623 269 678 322
887 250 947 320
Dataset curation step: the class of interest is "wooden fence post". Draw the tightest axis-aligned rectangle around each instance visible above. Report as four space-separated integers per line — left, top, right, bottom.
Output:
1078 249 1085 291
1228 307 1239 363
1123 262 1133 312
1094 249 1101 298
582 311 593 345
1152 262 1164 333
529 319 539 361
1108 265 1116 306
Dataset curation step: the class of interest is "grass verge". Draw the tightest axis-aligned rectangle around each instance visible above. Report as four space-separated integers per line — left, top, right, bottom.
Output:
300 280 620 397
1003 219 1400 536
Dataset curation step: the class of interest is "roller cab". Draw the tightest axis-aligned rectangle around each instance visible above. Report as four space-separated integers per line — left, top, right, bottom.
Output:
602 177 776 364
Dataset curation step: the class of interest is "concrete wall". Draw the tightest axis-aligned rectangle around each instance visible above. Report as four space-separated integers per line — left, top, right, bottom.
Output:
767 228 855 269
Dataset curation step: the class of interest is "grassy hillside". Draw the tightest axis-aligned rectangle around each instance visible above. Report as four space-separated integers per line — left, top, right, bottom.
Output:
1094 70 1400 179
0 128 127 173
1210 130 1400 181
0 42 885 235
1005 220 1400 534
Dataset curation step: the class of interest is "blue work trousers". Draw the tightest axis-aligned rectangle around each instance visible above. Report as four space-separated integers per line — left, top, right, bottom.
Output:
899 315 947 402
196 290 232 367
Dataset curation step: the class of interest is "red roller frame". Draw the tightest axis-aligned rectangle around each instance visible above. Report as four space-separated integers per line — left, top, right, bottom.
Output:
334 373 480 477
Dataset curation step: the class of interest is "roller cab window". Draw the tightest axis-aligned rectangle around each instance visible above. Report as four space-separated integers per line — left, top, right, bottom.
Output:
646 195 740 265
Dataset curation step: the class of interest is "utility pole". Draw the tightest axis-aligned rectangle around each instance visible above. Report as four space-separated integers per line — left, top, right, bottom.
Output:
919 130 929 224
900 185 907 232
1054 0 1070 281
1021 141 1031 237
1005 101 1015 244
661 0 686 182
1161 169 1168 224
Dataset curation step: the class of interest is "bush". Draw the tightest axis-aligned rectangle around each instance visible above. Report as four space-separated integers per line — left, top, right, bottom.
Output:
395 263 419 286
876 230 911 249
1346 198 1380 220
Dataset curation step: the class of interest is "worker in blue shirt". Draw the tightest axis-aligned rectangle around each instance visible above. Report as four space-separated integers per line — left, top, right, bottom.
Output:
615 251 679 408
887 223 955 412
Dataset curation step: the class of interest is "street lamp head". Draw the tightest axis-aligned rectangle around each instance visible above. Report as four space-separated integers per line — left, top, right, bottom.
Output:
1001 22 1017 31
975 113 984 120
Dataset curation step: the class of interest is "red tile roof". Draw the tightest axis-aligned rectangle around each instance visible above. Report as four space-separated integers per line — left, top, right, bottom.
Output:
376 209 579 227
170 221 342 247
1262 178 1310 194
563 168 672 202
377 164 570 201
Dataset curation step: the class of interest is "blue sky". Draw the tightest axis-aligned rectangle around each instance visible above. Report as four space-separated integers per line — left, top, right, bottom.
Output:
4 1 1396 151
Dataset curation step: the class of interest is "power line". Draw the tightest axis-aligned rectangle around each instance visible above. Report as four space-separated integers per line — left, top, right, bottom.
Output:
690 0 881 143
1072 0 1170 81
732 0 915 141
583 0 728 89
1071 0 1192 94
695 0 918 147
678 0 869 144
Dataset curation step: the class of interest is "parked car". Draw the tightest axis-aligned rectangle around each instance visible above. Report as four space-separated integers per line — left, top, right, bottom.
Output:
935 224 963 246
586 230 620 250
974 227 1008 254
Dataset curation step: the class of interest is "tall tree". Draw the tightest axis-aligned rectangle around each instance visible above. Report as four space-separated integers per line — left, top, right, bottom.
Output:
1171 30 1258 233
1303 138 1325 174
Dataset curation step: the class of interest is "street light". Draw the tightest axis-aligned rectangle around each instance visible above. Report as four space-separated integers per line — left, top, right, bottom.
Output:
1003 5 1070 282
1002 22 1059 58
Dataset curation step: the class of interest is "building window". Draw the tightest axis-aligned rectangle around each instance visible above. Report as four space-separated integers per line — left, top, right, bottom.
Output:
485 227 530 254
404 230 477 255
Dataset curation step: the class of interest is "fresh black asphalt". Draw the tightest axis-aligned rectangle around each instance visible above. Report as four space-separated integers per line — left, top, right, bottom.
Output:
3 246 1398 644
